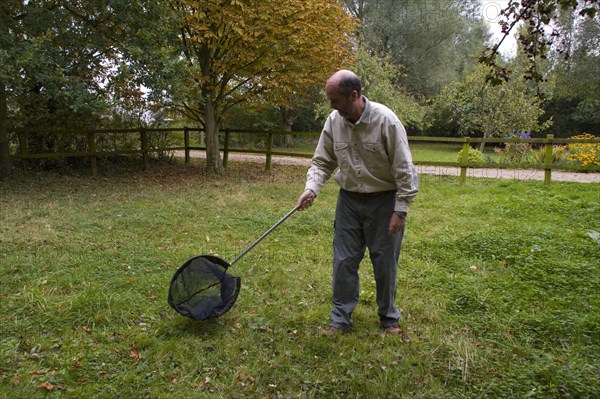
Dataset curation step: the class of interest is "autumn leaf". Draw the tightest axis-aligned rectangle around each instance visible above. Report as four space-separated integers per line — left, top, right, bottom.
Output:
70 359 82 370
39 381 65 391
129 343 141 363
193 376 211 389
40 382 54 390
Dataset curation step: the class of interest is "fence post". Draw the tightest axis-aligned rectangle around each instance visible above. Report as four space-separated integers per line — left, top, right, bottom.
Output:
223 129 230 169
140 128 149 170
265 133 273 172
544 134 554 185
18 132 30 174
87 131 97 176
459 138 470 184
184 127 190 165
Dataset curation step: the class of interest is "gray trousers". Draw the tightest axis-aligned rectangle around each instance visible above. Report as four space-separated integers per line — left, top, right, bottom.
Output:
330 189 404 329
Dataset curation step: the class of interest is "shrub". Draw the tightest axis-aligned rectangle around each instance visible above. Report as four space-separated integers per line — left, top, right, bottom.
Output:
529 145 568 165
567 133 600 167
494 142 532 164
458 146 485 164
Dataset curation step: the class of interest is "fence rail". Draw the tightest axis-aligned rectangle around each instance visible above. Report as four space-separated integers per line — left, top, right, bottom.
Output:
8 127 600 184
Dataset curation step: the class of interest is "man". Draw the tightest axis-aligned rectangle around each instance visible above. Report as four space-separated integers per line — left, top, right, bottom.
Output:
296 70 418 336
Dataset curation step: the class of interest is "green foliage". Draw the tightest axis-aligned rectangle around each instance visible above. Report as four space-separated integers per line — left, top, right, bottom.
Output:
353 46 428 131
494 142 534 165
2 0 169 129
432 64 551 143
1 165 599 398
529 144 568 165
349 0 488 97
457 146 485 164
314 45 428 131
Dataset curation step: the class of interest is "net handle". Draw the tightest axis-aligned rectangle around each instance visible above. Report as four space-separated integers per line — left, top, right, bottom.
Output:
229 206 298 266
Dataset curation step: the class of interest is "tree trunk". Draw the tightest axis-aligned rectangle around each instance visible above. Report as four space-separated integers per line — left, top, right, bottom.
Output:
479 130 492 153
0 82 12 178
204 100 223 174
280 107 294 147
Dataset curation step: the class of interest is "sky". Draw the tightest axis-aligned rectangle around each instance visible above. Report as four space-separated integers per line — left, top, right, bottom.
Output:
481 0 518 57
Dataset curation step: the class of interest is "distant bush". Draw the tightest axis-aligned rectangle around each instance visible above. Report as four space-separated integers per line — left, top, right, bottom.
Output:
458 146 485 164
494 142 532 164
529 145 568 165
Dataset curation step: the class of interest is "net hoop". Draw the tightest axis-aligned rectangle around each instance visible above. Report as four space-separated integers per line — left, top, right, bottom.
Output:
167 255 241 320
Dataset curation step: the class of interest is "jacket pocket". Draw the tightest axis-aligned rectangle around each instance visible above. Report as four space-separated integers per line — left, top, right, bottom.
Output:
362 142 388 168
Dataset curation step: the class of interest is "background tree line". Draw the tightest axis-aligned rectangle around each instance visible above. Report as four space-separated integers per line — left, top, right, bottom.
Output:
1 0 599 175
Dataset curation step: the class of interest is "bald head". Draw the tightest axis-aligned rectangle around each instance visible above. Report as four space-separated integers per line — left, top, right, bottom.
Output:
326 70 362 97
325 69 365 123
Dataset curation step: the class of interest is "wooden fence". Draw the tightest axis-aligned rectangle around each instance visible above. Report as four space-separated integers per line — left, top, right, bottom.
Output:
8 127 600 184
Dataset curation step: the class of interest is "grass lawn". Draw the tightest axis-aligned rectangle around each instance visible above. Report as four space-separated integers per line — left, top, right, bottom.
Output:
1 161 599 398
409 142 464 164
271 141 466 163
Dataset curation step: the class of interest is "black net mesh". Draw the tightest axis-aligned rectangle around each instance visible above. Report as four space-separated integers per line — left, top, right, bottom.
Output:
168 255 241 320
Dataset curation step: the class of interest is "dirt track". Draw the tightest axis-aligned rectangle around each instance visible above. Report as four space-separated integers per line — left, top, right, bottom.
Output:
176 151 600 184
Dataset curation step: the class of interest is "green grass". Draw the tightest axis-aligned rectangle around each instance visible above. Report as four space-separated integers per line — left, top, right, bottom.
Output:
409 142 464 163
1 161 599 398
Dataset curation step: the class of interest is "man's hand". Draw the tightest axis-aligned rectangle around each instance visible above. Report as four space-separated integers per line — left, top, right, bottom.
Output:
388 212 406 235
296 189 316 211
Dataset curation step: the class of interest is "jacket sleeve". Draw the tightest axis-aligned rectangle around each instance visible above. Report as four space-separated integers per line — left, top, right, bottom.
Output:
387 122 419 213
305 118 338 195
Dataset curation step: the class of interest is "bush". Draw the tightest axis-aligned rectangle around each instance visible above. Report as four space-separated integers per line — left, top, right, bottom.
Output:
494 142 532 164
458 146 485 164
529 145 568 165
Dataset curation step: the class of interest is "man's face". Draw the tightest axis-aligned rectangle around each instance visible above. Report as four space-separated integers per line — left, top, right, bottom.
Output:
326 84 354 120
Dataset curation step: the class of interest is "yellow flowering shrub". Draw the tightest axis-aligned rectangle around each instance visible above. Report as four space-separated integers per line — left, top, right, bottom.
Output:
567 133 600 167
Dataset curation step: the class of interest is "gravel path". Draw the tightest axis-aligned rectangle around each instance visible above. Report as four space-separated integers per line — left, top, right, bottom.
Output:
176 151 600 184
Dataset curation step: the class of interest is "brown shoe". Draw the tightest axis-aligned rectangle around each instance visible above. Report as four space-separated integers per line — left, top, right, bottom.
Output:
384 325 411 343
320 325 351 335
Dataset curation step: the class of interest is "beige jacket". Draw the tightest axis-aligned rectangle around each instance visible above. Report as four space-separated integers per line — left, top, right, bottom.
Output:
305 97 419 213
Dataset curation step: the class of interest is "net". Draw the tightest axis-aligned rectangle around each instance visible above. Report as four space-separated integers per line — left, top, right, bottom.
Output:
168 255 241 320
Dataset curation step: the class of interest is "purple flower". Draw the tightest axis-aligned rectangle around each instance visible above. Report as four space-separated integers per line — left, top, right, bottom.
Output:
519 132 531 139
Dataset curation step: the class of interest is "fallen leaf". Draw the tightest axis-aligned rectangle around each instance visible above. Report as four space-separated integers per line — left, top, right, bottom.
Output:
193 376 211 389
70 360 82 370
39 382 64 391
129 344 141 363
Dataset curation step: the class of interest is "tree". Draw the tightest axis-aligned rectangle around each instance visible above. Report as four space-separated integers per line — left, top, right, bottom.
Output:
545 14 600 135
344 0 489 97
169 0 356 174
432 64 551 151
481 0 600 91
0 0 172 174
